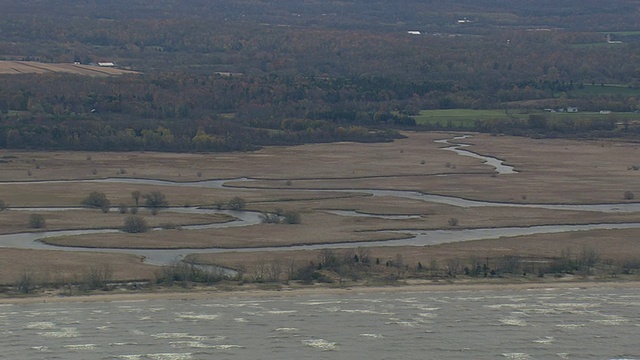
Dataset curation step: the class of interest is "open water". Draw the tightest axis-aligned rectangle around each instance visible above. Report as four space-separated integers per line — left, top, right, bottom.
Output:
0 286 639 359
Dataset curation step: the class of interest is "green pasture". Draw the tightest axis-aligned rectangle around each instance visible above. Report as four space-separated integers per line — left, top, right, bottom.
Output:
413 109 640 127
601 31 640 36
569 42 615 49
569 84 640 97
412 109 533 127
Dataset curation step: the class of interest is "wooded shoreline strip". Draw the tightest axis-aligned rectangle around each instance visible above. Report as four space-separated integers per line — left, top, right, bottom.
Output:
2 279 639 305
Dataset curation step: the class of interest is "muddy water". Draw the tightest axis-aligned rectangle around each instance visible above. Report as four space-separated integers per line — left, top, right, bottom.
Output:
1 286 638 359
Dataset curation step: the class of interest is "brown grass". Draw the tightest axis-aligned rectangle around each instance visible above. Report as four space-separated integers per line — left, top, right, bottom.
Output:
41 205 640 249
1 131 637 203
1 131 640 285
0 248 156 285
0 209 231 235
187 228 640 277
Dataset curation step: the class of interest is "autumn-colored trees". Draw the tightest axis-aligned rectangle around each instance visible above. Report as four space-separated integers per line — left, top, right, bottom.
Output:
1 0 640 151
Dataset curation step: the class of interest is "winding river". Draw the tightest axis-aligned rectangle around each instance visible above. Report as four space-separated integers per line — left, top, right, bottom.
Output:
435 134 518 174
1 136 639 267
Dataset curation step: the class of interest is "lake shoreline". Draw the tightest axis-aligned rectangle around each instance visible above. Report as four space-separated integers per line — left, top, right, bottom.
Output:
3 277 640 305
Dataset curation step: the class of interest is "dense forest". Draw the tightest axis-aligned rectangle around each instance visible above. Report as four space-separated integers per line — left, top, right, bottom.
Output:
1 0 640 151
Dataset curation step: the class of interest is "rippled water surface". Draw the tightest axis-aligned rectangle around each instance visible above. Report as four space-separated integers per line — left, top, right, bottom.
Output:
1 287 639 359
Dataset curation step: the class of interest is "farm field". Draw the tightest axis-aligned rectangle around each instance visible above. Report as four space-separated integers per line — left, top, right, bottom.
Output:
0 61 137 76
570 83 640 97
1 131 640 290
413 109 531 127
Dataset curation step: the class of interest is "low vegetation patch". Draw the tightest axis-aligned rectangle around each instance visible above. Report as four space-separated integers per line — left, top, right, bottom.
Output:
122 215 149 233
81 191 111 213
28 214 46 229
260 210 302 224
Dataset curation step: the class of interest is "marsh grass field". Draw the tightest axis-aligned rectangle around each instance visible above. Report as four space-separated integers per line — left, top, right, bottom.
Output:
1 131 640 293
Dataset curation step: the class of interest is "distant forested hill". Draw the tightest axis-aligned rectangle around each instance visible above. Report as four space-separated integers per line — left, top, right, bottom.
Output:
0 0 639 151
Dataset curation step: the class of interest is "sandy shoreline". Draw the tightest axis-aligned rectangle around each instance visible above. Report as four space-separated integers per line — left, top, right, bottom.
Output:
2 279 639 305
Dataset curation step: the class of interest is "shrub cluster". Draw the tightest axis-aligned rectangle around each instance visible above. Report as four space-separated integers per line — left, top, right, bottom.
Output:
122 215 149 233
260 211 302 224
81 191 111 213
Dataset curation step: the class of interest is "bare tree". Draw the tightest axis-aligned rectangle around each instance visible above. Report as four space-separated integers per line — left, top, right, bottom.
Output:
356 247 371 265
81 191 111 212
287 258 296 280
341 249 356 265
268 259 283 282
578 246 601 276
228 196 246 211
318 249 339 270
118 203 128 214
29 213 46 228
143 191 168 215
497 256 521 274
17 271 36 293
445 258 462 277
123 215 149 233
393 253 406 279
429 260 439 277
282 211 301 224
131 191 141 206
254 257 268 282
81 264 113 291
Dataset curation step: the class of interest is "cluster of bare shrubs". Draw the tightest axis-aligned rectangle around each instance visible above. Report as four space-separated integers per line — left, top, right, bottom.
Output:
81 190 169 215
14 265 114 295
81 191 111 213
260 209 302 224
155 260 230 287
250 257 297 283
426 246 640 280
77 190 171 233
28 214 46 229
293 249 379 285
122 215 149 233
14 246 640 295
227 196 246 211
2 209 48 229
253 246 640 287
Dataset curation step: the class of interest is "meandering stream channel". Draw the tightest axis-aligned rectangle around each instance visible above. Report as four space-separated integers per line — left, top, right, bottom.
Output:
1 136 638 267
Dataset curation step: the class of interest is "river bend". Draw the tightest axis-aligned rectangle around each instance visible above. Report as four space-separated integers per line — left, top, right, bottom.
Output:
1 136 638 266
